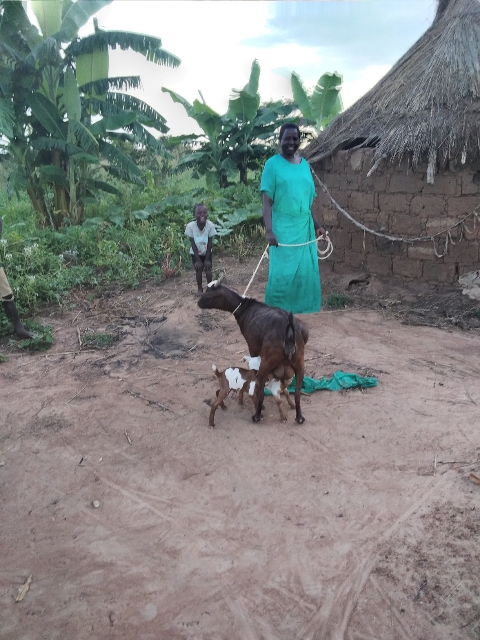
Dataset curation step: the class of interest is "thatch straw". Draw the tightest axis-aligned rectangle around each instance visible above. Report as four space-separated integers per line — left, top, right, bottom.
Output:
304 0 480 181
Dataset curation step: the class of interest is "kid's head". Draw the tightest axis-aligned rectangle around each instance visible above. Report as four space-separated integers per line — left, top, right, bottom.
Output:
193 203 208 229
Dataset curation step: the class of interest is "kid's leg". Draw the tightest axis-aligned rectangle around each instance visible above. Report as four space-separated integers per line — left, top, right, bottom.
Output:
205 263 213 285
195 267 203 294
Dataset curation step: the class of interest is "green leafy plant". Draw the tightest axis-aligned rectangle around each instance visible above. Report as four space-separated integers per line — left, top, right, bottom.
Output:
81 330 119 349
291 71 343 132
323 292 351 309
0 0 180 227
162 60 296 187
15 322 54 351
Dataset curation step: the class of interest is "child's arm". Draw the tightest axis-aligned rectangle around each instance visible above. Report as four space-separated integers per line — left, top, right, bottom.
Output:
189 237 203 269
204 236 213 269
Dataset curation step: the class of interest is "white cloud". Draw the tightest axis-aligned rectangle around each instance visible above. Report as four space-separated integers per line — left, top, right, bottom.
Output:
341 65 392 109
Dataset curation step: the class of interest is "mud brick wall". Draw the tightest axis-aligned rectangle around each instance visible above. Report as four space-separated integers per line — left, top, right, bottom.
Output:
311 148 480 285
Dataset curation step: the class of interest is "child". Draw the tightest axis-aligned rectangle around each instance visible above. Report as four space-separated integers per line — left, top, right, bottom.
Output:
185 203 216 294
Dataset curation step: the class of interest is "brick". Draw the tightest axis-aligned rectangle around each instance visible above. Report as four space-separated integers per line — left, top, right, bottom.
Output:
422 261 456 284
318 208 339 227
447 196 480 216
442 241 479 264
366 254 393 275
331 229 352 250
376 237 405 256
461 172 480 195
389 173 423 193
333 259 366 276
392 257 423 279
376 212 391 232
332 151 348 172
422 175 458 195
351 230 375 253
389 214 424 236
329 189 350 209
361 211 381 226
378 194 412 213
425 217 461 235
408 244 437 261
344 249 366 269
349 191 375 213
348 150 365 171
360 175 388 193
459 263 480 277
410 195 446 215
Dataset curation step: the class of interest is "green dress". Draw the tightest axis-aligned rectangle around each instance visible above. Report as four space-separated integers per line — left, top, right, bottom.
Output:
260 154 321 314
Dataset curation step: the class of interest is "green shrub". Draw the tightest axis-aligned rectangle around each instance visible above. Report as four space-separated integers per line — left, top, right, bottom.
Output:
323 292 351 309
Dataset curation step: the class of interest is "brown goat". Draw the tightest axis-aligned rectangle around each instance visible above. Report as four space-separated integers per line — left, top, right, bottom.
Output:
209 364 258 427
243 356 295 422
198 282 309 423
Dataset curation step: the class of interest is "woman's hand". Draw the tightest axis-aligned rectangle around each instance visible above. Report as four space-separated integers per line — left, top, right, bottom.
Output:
194 259 204 270
315 226 327 239
266 230 278 247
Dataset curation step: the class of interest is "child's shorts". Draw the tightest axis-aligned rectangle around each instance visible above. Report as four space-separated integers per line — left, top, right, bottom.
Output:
0 268 13 300
191 254 211 267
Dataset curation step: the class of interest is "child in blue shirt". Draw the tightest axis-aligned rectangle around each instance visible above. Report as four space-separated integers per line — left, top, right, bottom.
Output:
185 203 216 294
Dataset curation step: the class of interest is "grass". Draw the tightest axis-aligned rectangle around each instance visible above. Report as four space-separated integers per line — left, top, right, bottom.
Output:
323 292 352 309
0 171 265 340
81 331 120 350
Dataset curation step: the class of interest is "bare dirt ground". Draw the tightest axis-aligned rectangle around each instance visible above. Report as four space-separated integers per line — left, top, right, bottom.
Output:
1 252 480 640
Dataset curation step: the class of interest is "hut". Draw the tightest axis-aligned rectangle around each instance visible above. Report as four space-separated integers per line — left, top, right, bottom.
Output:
304 0 480 286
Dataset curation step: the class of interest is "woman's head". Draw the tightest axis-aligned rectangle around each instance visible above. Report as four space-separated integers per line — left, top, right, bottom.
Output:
278 123 300 143
279 123 301 159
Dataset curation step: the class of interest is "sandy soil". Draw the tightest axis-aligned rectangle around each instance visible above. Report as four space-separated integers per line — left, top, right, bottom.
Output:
1 253 480 640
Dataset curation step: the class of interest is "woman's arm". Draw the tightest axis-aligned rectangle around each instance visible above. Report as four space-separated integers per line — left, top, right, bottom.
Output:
311 210 326 238
262 192 278 247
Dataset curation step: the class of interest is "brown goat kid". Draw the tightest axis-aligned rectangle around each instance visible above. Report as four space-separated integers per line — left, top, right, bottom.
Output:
243 356 295 423
198 281 309 424
209 364 258 427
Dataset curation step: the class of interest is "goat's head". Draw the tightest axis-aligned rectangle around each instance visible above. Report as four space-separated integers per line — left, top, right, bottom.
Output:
197 278 242 312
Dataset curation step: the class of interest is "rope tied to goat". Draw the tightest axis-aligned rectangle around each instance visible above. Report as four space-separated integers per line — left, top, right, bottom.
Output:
242 234 333 297
309 166 480 259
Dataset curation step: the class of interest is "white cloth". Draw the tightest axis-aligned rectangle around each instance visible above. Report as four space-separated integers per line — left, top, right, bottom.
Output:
185 220 216 255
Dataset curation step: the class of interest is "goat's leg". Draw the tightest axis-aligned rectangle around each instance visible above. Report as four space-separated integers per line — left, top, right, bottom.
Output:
209 389 230 427
252 374 268 423
215 389 227 410
237 388 245 405
274 396 288 422
294 370 305 424
282 386 296 409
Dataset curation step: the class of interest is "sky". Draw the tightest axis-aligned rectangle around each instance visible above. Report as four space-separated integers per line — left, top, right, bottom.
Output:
87 0 437 136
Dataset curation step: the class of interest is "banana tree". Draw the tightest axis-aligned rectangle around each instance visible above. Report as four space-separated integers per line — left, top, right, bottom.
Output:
0 0 180 227
162 60 296 187
291 71 343 132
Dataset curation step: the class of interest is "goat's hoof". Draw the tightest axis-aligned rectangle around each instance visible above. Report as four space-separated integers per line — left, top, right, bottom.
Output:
295 416 305 424
251 414 262 423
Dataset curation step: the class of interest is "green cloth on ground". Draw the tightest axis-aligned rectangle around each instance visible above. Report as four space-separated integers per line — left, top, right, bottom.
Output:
260 155 321 314
264 371 378 395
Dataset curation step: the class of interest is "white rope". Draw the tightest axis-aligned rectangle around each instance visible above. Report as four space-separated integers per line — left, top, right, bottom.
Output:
310 166 480 256
241 234 333 297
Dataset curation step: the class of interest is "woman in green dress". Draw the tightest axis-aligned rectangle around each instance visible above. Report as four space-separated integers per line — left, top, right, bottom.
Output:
261 123 325 314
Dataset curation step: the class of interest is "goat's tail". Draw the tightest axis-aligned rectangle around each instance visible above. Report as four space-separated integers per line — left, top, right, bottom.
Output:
284 312 296 359
212 364 222 378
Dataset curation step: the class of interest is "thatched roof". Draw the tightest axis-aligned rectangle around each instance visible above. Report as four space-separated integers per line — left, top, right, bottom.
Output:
304 0 480 181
